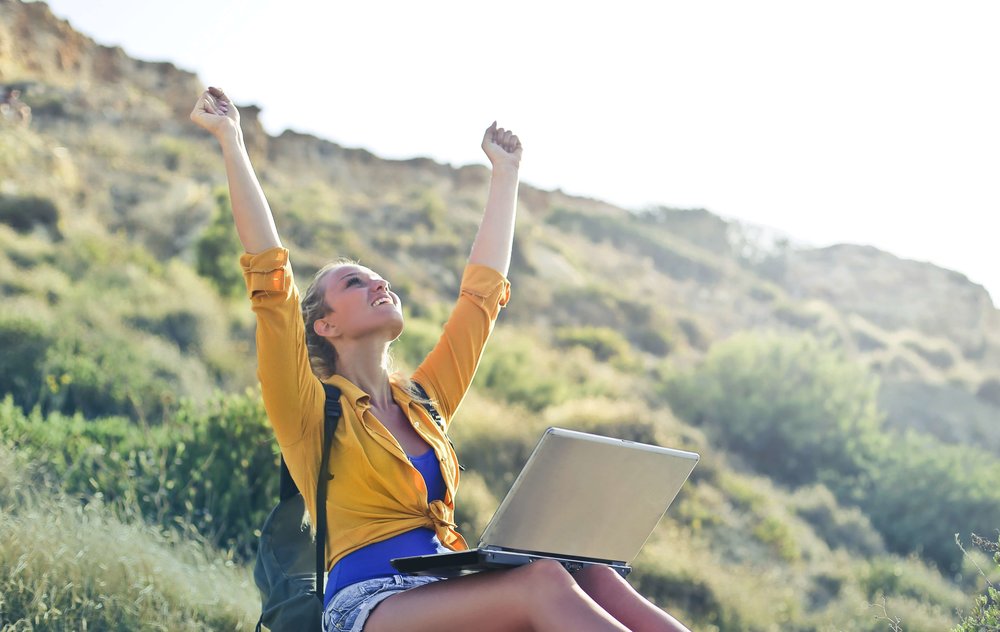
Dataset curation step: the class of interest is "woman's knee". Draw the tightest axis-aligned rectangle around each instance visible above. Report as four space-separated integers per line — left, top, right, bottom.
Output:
575 564 621 585
572 564 629 600
516 559 576 597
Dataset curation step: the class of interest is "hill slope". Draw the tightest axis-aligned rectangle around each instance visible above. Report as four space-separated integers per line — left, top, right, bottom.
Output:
2 1 999 630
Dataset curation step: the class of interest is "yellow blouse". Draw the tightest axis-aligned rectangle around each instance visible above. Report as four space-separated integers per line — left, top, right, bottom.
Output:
240 247 510 570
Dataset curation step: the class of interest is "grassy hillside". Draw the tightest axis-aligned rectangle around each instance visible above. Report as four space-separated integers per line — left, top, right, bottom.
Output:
2 1 1000 629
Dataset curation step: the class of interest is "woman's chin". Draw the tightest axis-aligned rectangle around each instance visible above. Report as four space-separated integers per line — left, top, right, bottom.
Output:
387 317 405 342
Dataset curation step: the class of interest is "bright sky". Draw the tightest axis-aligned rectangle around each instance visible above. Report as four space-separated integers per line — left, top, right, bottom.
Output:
41 0 1000 304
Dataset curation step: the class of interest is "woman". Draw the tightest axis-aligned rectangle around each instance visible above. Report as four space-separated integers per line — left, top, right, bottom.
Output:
191 86 690 632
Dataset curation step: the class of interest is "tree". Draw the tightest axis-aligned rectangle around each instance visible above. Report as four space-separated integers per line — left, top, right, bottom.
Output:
195 189 244 298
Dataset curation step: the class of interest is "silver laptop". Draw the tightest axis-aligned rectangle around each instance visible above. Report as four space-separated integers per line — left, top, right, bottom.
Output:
391 427 699 577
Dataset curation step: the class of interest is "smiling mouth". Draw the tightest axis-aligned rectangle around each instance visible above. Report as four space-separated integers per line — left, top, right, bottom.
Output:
371 297 392 307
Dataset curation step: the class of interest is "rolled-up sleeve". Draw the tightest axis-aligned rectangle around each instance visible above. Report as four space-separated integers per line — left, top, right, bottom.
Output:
413 264 510 426
240 247 324 446
241 248 292 297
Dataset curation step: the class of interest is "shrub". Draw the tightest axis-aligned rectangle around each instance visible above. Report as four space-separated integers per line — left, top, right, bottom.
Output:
855 555 968 608
127 308 204 353
452 471 497 538
554 325 632 363
38 328 211 422
663 332 885 487
676 315 711 350
195 189 245 298
0 391 278 559
753 515 801 563
976 377 1000 408
790 484 885 556
546 286 675 357
903 339 955 370
474 331 571 411
861 432 1000 573
391 315 444 371
0 193 60 237
774 301 823 329
0 313 51 409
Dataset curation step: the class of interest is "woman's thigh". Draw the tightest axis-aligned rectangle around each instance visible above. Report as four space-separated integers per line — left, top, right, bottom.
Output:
365 560 628 632
363 566 536 632
324 575 443 632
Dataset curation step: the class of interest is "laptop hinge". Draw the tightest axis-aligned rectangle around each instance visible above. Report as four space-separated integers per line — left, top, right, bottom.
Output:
483 545 625 566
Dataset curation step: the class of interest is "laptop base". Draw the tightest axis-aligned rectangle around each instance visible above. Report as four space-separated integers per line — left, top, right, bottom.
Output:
391 548 631 579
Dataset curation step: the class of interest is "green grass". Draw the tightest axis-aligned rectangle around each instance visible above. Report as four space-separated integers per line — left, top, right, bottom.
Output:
0 447 259 631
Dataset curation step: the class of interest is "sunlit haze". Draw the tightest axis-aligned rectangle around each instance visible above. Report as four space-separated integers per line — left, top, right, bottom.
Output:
40 0 1000 303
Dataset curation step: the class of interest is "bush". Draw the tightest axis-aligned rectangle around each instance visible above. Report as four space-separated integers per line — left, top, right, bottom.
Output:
790 484 885 556
663 332 885 487
0 193 60 237
976 377 1000 408
856 555 968 606
0 391 279 559
195 189 245 298
546 285 675 357
474 331 572 411
902 339 955 370
0 313 52 409
38 328 211 422
774 301 823 329
554 325 632 363
861 432 1000 573
391 315 444 371
127 308 204 353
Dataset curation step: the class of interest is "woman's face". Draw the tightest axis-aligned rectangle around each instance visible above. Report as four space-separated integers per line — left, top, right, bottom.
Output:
318 264 403 342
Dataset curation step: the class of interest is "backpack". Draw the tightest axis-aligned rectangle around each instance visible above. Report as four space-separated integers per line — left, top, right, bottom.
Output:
252 382 456 632
254 383 341 632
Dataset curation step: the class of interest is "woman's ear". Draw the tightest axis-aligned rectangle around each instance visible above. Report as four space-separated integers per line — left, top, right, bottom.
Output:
313 315 338 339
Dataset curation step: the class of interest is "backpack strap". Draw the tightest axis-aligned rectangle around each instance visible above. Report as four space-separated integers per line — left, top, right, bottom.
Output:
278 457 299 502
316 383 342 602
411 382 464 472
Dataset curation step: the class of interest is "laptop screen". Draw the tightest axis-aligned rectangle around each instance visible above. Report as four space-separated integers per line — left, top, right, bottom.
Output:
478 427 699 563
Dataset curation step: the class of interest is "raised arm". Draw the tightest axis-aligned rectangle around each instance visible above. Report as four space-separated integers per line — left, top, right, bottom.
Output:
468 122 522 275
413 123 520 420
191 88 320 447
190 87 281 254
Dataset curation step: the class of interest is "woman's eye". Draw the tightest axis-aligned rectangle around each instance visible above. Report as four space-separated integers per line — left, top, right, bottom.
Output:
346 277 362 287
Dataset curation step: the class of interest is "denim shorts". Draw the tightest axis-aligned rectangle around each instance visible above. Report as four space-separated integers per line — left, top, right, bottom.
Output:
322 574 444 632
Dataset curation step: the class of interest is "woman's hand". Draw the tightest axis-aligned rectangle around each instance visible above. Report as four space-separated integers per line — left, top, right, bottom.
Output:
190 86 281 253
481 122 522 170
190 86 240 141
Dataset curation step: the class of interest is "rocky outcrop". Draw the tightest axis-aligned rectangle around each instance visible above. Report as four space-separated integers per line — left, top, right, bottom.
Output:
0 0 201 121
777 244 1000 361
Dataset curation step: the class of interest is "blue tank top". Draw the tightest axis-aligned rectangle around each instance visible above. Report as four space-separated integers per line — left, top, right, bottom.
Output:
323 448 450 606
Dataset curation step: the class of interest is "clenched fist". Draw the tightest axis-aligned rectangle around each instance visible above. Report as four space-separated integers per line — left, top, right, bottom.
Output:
190 86 240 141
481 122 522 170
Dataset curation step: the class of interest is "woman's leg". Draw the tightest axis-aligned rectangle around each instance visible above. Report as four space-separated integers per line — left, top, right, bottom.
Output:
572 565 691 632
364 560 630 632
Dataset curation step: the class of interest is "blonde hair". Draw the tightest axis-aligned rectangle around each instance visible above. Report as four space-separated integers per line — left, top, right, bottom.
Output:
301 258 356 380
301 258 433 406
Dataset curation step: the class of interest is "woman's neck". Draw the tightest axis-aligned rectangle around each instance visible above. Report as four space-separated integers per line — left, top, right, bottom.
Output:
334 339 394 408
